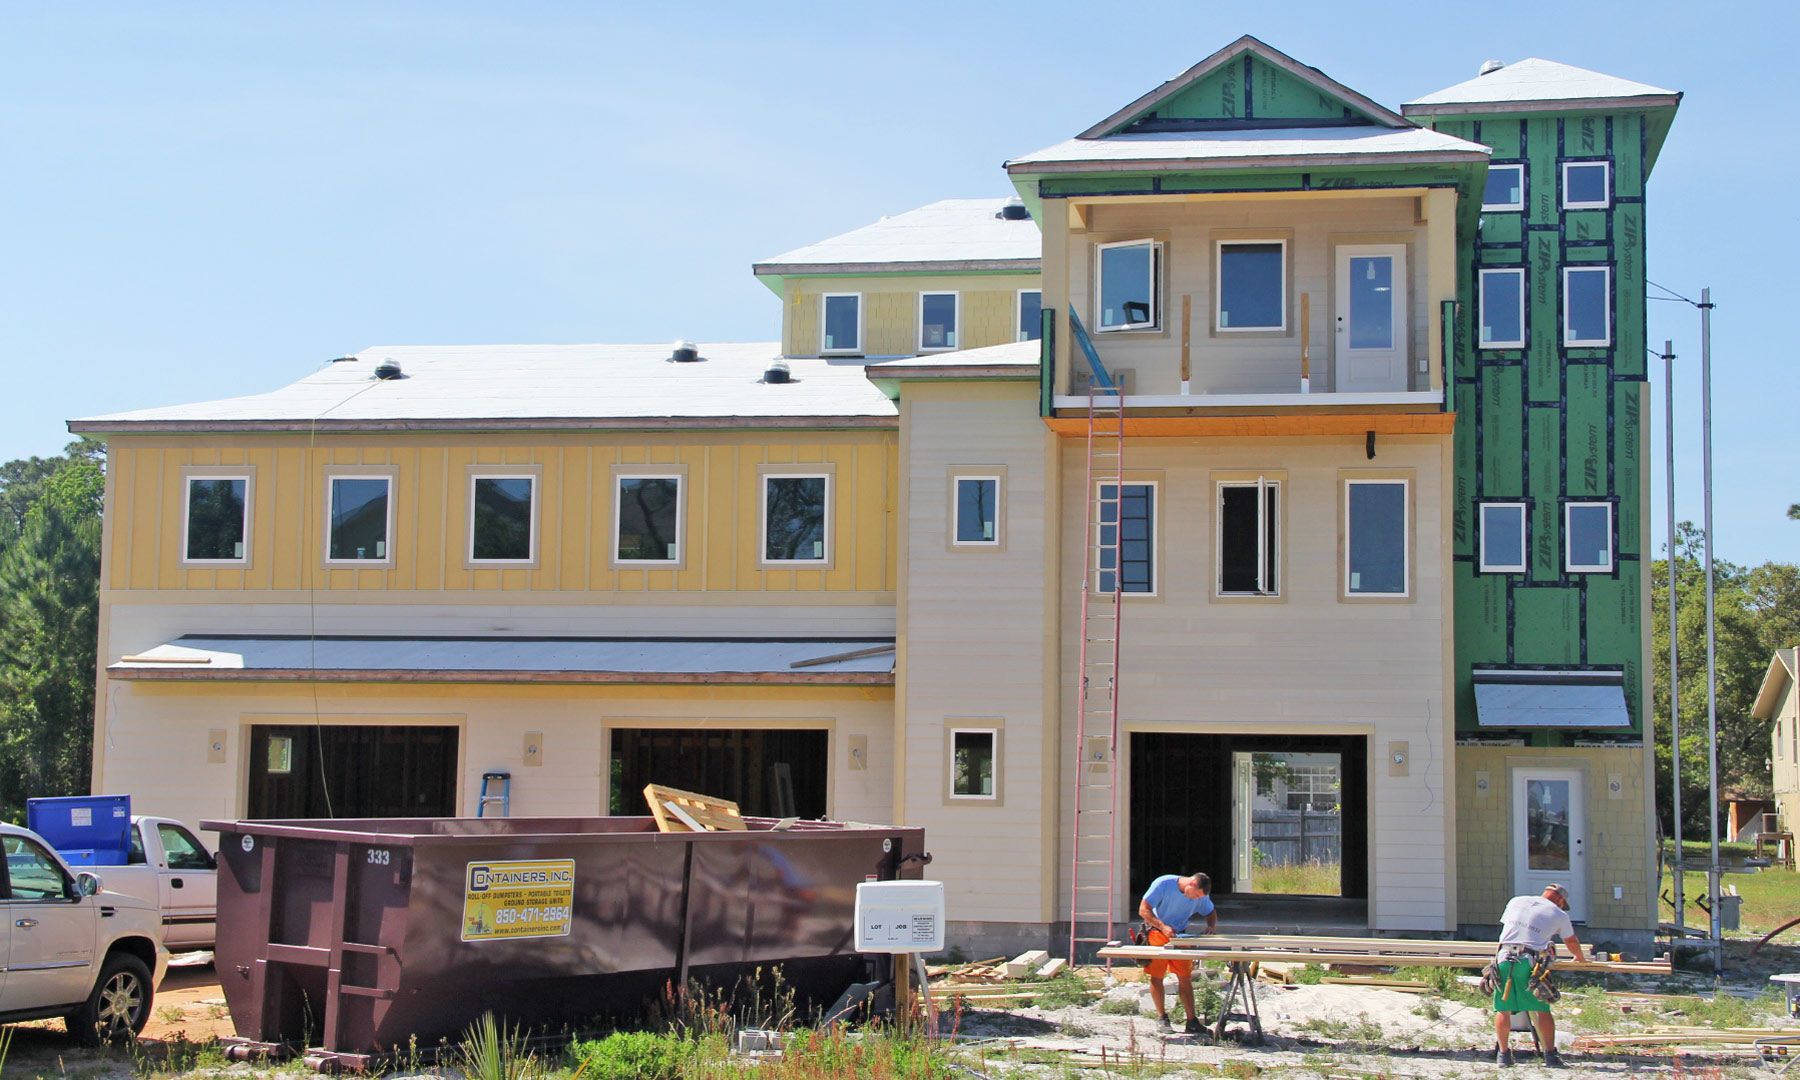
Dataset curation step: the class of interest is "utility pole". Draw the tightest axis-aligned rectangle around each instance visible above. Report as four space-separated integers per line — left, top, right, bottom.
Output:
1663 339 1683 932
1699 287 1721 977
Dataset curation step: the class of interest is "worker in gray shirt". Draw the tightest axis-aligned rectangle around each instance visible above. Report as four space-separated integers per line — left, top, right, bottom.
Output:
1489 883 1586 1068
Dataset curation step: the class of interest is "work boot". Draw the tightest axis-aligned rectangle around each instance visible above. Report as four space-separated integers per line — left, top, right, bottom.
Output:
1156 1014 1173 1033
1495 1046 1515 1068
1184 1017 1205 1036
1542 1048 1568 1069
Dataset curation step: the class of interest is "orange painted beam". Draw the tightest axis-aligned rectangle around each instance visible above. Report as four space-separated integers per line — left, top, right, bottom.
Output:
1043 413 1456 438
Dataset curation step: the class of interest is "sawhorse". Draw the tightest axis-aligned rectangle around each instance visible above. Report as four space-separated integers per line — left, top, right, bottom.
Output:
1213 960 1263 1045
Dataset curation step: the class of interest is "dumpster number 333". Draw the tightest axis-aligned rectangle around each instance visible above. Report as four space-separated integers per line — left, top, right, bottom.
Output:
461 859 576 942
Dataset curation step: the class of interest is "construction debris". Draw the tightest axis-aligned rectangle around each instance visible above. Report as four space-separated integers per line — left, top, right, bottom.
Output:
1035 957 1068 979
1004 950 1052 979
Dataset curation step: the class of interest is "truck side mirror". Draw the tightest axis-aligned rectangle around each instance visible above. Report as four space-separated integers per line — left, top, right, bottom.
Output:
76 871 102 897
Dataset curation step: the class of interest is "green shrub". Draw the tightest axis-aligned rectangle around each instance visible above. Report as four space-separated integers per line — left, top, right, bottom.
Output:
569 1030 689 1080
1292 964 1325 985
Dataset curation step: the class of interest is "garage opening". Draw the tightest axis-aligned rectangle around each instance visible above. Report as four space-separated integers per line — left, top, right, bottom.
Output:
609 728 829 818
247 724 459 819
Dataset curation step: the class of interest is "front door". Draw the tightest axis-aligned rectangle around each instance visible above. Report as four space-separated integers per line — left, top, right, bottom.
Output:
1334 245 1409 392
1512 769 1587 922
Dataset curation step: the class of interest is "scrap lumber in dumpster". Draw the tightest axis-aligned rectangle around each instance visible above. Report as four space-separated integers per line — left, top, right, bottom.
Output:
643 783 747 833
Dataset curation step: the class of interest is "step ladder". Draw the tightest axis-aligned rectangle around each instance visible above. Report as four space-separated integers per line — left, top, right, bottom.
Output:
1069 382 1125 962
477 771 511 818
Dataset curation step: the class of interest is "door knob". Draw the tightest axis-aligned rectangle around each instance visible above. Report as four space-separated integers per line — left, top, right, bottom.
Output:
15 918 37 928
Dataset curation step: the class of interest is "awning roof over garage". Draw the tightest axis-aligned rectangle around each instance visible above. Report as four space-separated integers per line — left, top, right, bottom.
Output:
1472 669 1630 729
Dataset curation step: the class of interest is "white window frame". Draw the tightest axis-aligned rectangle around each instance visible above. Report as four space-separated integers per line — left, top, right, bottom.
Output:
1561 160 1611 210
947 726 1000 801
1094 479 1159 597
820 292 863 355
181 472 252 566
1478 267 1527 349
1215 477 1280 597
760 471 832 566
1215 238 1288 333
1564 501 1614 573
1562 265 1613 347
1094 238 1161 332
917 291 961 353
1343 478 1410 598
1482 163 1525 212
613 473 683 565
951 474 1002 548
323 473 394 566
1478 501 1529 574
467 472 539 565
1016 288 1043 343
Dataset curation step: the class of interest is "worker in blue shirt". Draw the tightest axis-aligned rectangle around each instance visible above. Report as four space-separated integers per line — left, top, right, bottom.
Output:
1138 871 1218 1034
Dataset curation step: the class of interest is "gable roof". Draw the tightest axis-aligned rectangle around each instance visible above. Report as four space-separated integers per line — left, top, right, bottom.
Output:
1078 35 1411 139
1403 58 1680 115
1753 648 1800 721
753 198 1041 277
1006 125 1487 175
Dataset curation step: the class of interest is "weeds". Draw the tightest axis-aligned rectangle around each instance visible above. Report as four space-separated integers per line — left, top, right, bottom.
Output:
1099 995 1145 1016
1030 970 1093 1009
1291 964 1325 985
455 1011 542 1080
569 1031 689 1080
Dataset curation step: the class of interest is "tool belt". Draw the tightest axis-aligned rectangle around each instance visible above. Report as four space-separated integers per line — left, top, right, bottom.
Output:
1479 944 1560 1003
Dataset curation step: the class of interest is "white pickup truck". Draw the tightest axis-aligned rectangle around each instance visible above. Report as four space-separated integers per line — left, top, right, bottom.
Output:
1 823 170 1044
27 805 217 952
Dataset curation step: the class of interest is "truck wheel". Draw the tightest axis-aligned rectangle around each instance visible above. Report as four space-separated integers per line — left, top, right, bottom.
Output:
68 952 153 1046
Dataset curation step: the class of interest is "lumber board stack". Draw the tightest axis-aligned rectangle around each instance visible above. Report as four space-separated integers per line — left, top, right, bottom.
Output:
1574 1027 1800 1049
1098 932 1671 976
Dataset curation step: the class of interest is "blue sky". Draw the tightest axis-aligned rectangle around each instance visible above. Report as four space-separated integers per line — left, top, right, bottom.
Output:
4 2 1793 565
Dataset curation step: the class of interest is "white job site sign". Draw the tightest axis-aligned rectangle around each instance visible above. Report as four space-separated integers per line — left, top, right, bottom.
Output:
461 859 576 942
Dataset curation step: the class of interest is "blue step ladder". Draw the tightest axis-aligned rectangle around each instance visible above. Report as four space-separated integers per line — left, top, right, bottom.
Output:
477 771 511 818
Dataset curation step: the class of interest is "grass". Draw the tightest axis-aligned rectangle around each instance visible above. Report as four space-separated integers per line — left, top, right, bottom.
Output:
1661 866 1800 935
1664 838 1757 861
1247 859 1341 897
1296 1012 1383 1043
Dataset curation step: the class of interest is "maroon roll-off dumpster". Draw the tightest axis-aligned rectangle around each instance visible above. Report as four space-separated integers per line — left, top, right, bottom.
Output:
201 815 926 1066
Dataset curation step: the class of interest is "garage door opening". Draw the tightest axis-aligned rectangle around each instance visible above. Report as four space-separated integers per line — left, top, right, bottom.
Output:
609 728 829 818
247 724 459 819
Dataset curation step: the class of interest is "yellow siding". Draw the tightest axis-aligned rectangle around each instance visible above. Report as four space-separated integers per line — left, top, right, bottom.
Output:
783 273 1041 358
107 431 898 596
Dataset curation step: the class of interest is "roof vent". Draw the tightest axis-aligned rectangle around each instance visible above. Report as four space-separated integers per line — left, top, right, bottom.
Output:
373 358 404 380
330 354 358 363
670 340 702 363
999 196 1031 221
763 358 792 384
1478 59 1506 77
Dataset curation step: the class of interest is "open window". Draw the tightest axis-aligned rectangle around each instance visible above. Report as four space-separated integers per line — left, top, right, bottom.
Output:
1096 481 1156 595
762 473 830 564
1562 161 1610 210
919 292 959 351
1563 265 1612 347
615 474 682 563
1217 479 1279 596
1565 502 1613 573
184 475 250 563
1217 240 1286 332
1344 478 1409 597
821 293 862 354
1479 267 1526 349
1483 163 1524 212
1096 239 1160 331
1479 502 1528 573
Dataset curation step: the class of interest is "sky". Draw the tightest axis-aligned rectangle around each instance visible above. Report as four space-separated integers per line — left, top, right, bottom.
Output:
4 2 1794 565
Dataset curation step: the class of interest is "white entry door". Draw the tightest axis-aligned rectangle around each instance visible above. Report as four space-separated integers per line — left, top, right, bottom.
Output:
1512 769 1587 922
1334 245 1409 392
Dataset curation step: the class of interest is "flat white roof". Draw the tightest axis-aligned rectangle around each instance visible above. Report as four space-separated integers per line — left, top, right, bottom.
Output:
1006 125 1489 173
865 339 1040 376
754 198 1041 275
1406 58 1678 111
70 342 898 432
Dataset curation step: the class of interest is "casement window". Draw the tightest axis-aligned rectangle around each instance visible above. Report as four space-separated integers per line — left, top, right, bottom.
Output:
1216 240 1286 331
1562 161 1610 210
1096 239 1160 331
1479 267 1526 349
469 474 537 563
1096 481 1156 595
615 475 681 563
326 476 391 563
1565 502 1613 573
1479 502 1528 573
1344 479 1409 597
1017 289 1043 342
949 728 998 800
1563 265 1612 346
1483 163 1525 212
1217 479 1279 596
821 293 862 354
183 475 250 563
953 475 1001 547
919 292 959 352
762 473 830 563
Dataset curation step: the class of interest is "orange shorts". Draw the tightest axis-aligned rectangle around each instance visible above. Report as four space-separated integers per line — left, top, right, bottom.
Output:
1143 928 1193 980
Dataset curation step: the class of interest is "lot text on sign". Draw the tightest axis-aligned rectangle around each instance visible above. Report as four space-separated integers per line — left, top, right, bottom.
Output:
461 859 576 942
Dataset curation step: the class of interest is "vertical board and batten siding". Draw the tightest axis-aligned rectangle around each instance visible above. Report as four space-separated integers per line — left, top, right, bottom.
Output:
782 273 1041 358
896 381 1059 925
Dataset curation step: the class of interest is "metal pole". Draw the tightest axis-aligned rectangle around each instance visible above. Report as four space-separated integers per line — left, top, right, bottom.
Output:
1699 287 1721 975
1664 340 1683 931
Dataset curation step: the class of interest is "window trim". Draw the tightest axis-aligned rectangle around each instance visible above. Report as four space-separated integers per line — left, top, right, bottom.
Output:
1214 476 1282 598
1093 478 1159 598
1094 238 1162 333
1562 265 1613 347
1478 501 1529 574
180 470 254 566
1342 476 1411 600
1564 501 1615 574
323 471 396 567
820 292 863 355
1482 162 1525 212
1215 238 1289 333
467 471 540 567
612 471 685 567
1016 288 1043 343
950 472 1004 549
1561 160 1611 210
1478 267 1527 350
917 290 961 353
945 724 1003 804
759 469 833 567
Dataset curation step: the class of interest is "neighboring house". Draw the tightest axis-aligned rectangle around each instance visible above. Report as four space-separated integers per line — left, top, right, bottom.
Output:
70 36 1677 953
1755 648 1800 834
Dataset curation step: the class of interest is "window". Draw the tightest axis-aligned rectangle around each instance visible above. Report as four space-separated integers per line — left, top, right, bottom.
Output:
615 475 681 563
1345 479 1409 597
919 292 959 351
1017 289 1043 342
326 476 391 562
470 474 536 562
1565 502 1613 573
1479 267 1526 349
1479 502 1528 573
1096 481 1156 595
1217 479 1279 596
1562 161 1610 210
821 293 862 354
1563 265 1612 346
157 823 214 871
2 834 69 900
763 474 829 563
953 475 1000 547
950 728 997 799
1217 240 1286 331
128 824 147 865
1483 163 1524 211
266 734 294 775
1096 239 1159 331
184 475 249 562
